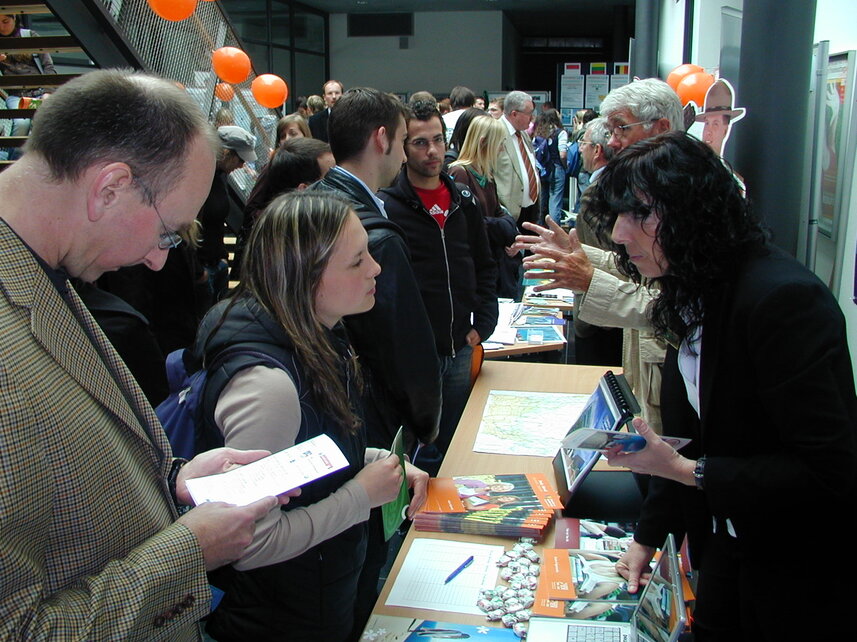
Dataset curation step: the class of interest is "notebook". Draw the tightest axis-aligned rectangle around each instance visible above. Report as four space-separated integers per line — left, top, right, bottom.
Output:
526 533 687 642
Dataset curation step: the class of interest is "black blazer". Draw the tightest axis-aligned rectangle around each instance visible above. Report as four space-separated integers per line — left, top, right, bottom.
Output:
308 108 330 142
635 245 857 566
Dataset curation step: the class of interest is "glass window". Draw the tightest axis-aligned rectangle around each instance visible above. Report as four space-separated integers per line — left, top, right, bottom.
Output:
244 40 270 75
221 0 268 43
293 8 325 53
270 0 292 47
294 51 325 101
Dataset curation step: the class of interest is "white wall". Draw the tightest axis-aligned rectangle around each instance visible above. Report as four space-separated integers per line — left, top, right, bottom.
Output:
657 0 685 79
693 0 743 71
328 11 504 95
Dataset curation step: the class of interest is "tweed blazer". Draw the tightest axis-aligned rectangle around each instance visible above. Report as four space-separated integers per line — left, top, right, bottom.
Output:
0 221 208 640
494 121 537 220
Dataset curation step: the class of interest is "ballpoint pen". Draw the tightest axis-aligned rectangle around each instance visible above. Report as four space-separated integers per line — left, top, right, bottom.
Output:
444 555 474 584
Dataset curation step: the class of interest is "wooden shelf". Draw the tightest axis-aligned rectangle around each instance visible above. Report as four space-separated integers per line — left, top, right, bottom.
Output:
0 35 81 55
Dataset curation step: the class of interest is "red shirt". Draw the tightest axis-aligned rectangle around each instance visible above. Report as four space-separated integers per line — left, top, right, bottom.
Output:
413 182 452 229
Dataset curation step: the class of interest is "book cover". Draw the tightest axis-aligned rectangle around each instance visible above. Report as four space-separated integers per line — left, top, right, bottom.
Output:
415 474 562 539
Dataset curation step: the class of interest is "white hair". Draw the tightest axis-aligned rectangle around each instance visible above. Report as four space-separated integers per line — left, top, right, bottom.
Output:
599 78 683 132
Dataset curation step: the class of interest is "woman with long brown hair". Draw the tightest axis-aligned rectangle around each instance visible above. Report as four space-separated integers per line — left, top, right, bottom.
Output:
195 191 428 641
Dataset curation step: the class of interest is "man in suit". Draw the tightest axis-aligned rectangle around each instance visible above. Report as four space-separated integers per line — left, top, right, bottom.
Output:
0 70 284 640
307 79 344 142
494 90 540 231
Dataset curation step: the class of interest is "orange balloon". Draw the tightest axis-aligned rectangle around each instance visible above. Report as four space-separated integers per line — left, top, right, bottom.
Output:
147 0 197 22
666 63 704 91
215 82 235 102
676 72 715 107
251 74 289 109
212 47 251 84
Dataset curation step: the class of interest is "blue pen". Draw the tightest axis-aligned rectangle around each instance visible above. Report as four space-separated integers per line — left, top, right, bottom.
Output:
444 555 474 584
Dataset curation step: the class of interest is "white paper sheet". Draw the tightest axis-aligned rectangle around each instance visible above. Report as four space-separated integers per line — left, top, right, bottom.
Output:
184 434 348 506
385 539 504 615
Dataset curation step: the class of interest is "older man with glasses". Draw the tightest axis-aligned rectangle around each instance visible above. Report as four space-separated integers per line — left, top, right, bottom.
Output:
494 90 541 231
516 79 683 434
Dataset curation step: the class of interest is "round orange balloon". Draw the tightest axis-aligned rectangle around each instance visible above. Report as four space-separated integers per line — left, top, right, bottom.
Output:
212 47 251 84
251 74 289 109
147 0 197 22
676 72 715 107
666 63 704 91
215 83 235 102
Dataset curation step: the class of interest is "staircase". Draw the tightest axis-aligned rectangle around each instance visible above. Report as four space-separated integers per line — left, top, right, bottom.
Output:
0 1 93 169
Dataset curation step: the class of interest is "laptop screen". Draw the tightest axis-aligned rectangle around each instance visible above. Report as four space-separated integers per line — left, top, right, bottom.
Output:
631 533 687 642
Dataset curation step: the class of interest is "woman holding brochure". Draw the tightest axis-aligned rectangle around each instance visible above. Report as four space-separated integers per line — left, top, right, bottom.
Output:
584 132 856 641
195 191 428 641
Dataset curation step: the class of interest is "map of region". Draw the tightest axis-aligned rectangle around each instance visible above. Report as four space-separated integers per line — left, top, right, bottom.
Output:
473 390 590 457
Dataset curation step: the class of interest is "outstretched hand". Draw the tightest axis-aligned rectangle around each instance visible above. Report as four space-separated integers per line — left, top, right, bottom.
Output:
522 228 594 292
605 418 696 486
513 217 573 254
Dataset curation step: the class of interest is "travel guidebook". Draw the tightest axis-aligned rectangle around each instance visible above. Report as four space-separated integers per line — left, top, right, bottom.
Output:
413 473 562 540
531 549 643 623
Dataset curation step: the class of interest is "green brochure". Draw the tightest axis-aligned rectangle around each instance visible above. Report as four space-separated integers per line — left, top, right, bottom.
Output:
381 427 410 541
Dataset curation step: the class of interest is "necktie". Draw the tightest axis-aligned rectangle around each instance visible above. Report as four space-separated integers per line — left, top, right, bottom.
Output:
516 131 540 203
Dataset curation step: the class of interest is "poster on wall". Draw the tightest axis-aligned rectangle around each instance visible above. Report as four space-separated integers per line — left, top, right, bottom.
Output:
584 75 609 109
820 52 854 238
564 62 582 75
611 62 630 91
561 75 584 108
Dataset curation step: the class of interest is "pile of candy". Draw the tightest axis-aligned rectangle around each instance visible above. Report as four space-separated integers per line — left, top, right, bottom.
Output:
476 538 542 638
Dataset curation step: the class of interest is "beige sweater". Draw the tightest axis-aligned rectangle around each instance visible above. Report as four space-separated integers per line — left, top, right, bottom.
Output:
215 365 385 570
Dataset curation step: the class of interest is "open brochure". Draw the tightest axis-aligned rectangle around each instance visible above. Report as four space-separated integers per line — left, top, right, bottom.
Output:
562 427 691 453
184 433 348 506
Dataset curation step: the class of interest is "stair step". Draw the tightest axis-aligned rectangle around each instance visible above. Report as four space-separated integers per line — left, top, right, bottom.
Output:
0 109 38 119
0 136 29 146
0 2 50 14
0 73 79 90
0 35 81 55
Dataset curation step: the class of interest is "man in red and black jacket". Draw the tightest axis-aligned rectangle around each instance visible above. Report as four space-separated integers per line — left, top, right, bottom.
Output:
380 100 498 473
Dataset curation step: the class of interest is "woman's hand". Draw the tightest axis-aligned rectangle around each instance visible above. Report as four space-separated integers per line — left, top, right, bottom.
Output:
605 418 696 486
615 541 657 593
355 455 404 508
404 461 429 518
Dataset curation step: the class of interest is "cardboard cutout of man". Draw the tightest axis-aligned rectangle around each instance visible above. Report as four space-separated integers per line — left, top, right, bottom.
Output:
694 79 745 157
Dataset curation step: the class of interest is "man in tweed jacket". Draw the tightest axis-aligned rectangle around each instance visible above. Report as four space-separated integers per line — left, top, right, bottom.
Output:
0 71 281 640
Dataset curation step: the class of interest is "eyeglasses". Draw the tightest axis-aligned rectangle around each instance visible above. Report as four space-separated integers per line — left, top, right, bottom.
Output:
407 135 446 149
153 203 183 250
136 177 183 250
610 119 657 138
